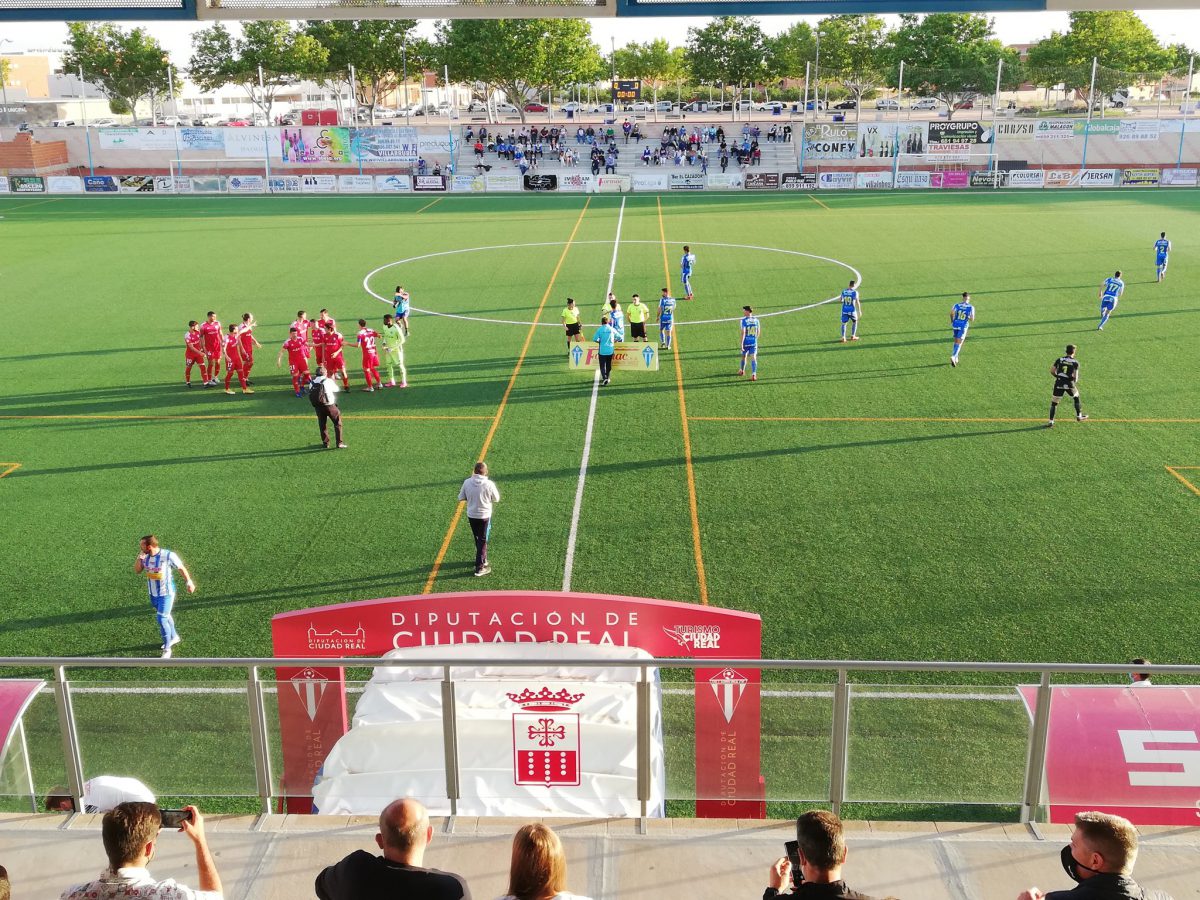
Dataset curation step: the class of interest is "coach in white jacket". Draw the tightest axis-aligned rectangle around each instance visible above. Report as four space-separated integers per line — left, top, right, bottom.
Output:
458 462 501 577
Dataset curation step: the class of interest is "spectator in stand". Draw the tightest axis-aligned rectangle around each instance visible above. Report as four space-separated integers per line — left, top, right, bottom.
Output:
1016 811 1174 900
61 803 222 900
496 824 591 900
783 123 793 142
768 124 778 142
316 798 470 900
575 126 585 144
604 151 617 174
46 776 155 813
642 146 651 165
591 155 601 176
622 118 632 143
752 143 762 166
764 810 881 900
720 151 729 173
1130 658 1153 686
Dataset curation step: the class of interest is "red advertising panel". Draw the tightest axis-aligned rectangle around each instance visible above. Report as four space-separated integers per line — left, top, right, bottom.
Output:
0 680 44 760
272 592 762 817
1020 685 1200 825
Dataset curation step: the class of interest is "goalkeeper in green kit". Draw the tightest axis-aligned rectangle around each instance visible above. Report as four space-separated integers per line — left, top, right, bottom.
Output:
380 314 408 388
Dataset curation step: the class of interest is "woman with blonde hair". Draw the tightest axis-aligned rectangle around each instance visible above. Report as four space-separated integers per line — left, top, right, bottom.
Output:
496 824 591 900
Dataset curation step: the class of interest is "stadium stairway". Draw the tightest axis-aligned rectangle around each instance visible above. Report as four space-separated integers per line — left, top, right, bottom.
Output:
3 813 1198 900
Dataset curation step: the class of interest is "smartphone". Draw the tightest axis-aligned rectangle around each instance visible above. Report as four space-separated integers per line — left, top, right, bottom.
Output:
784 840 803 889
159 808 192 829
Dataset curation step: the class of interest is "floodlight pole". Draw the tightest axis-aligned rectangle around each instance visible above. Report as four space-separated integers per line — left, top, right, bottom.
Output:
1081 57 1097 169
444 64 454 176
258 64 271 184
892 60 905 187
989 57 1002 188
402 40 410 124
168 63 182 177
80 63 93 176
1177 55 1194 168
1 38 13 130
802 60 810 124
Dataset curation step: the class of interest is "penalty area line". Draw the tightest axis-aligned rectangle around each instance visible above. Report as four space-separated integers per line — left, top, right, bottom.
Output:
0 463 20 479
689 415 1200 425
808 195 831 211
1165 466 1200 498
0 413 493 422
563 197 625 592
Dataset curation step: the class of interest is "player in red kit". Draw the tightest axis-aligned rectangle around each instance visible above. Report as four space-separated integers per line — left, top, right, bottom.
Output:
277 326 311 396
237 313 261 383
198 311 223 386
312 308 336 368
223 324 254 395
184 321 206 387
292 310 312 359
323 321 350 389
356 318 382 391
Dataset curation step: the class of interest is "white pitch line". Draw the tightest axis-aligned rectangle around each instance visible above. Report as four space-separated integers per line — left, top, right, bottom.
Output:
562 198 625 592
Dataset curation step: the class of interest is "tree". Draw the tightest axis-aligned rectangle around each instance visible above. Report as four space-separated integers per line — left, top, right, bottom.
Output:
888 14 1020 119
305 21 430 125
436 19 601 123
63 23 171 121
1026 12 1173 105
613 39 690 103
766 21 816 84
189 21 328 124
686 17 769 106
815 15 890 120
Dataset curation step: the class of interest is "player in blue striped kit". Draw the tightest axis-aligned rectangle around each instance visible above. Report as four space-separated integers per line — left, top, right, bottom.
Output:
1154 233 1171 283
135 535 196 658
680 246 696 301
739 305 760 381
949 293 974 367
1098 270 1124 331
839 280 861 342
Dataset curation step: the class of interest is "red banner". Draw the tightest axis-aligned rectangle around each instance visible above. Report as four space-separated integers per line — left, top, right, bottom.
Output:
0 679 45 763
1021 685 1200 825
272 592 762 817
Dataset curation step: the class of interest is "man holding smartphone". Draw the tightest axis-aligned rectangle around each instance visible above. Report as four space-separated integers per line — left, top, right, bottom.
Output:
764 811 880 899
61 802 223 899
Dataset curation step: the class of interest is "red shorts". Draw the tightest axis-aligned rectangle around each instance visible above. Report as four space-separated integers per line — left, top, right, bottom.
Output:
327 354 344 370
362 354 379 369
227 360 245 373
204 345 221 360
314 346 326 364
289 363 310 378
186 350 205 364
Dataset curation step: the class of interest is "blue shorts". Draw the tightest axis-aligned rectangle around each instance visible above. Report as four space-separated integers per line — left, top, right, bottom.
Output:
395 308 409 318
151 592 175 615
742 342 757 354
952 326 969 341
1156 256 1167 266
681 272 691 285
1100 297 1117 311
841 312 857 323
660 320 673 331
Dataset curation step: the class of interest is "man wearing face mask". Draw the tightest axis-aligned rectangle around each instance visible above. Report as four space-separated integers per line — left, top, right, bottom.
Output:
1017 811 1174 900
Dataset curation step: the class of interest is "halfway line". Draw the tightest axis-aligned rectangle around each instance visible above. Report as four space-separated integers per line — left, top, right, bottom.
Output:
658 196 709 606
0 413 492 422
423 198 593 594
563 197 625 592
688 415 1200 425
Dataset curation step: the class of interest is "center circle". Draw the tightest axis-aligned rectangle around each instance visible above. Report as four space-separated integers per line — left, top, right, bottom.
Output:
362 241 863 327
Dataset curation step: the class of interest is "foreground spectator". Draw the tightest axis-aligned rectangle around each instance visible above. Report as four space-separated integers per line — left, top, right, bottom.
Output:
1130 658 1153 686
459 462 501 577
46 775 155 813
315 798 470 900
1016 811 1174 900
497 824 590 900
765 810 882 899
61 802 222 899
1 864 9 900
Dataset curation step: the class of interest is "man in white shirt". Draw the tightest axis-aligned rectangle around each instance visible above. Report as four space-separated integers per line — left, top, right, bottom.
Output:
457 462 501 577
61 802 223 900
310 366 346 449
47 775 156 813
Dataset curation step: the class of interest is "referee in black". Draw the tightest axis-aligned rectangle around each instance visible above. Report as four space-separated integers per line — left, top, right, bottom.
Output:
1046 344 1088 428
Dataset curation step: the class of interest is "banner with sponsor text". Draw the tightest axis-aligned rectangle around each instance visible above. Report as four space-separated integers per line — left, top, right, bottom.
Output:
856 170 893 190
84 175 118 193
893 170 931 189
804 122 857 160
268 175 302 193
1161 168 1197 186
1007 170 1045 188
706 172 745 189
46 175 83 193
856 121 926 158
1071 169 1118 187
818 171 854 190
0 176 9 193
1121 168 1159 186
11 175 45 193
338 174 375 193
779 172 816 190
414 174 447 192
374 174 412 193
227 175 265 193
744 172 779 191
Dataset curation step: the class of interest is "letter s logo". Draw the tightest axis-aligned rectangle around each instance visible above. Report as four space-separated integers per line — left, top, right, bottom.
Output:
1119 730 1200 787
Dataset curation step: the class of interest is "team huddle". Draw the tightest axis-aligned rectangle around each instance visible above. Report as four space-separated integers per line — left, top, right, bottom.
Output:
184 287 416 397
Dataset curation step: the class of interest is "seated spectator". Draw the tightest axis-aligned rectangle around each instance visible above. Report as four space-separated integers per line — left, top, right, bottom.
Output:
46 775 156 813
1016 811 1175 900
642 146 651 165
496 824 590 900
61 803 222 900
1130 658 1153 686
575 126 585 144
316 798 470 900
764 810 880 899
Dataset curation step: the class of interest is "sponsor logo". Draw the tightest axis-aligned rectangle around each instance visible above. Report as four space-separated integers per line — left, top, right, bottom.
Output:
1117 121 1160 142
928 121 991 144
290 667 330 722
84 175 118 193
969 170 1009 187
268 176 302 193
780 172 817 190
374 174 412 192
485 174 521 192
804 122 857 160
414 174 447 192
663 624 721 652
558 173 589 192
569 343 659 371
1121 167 1159 186
856 170 893 190
227 175 264 193
709 667 748 724
1161 168 1198 187
302 174 337 193
1045 169 1075 188
118 175 154 193
631 172 669 191
11 176 45 193
523 174 558 191
744 172 779 191
818 171 854 190
338 175 374 192
893 171 931 189
1008 170 1045 188
668 171 705 191
307 623 367 652
1073 169 1117 187
1034 120 1075 141
508 686 582 787
996 121 1035 138
1073 120 1120 135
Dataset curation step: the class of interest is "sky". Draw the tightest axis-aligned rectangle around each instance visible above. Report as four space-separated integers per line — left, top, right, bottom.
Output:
2 11 1198 66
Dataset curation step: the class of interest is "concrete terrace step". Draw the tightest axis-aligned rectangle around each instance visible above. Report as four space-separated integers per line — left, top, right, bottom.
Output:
3 814 1197 900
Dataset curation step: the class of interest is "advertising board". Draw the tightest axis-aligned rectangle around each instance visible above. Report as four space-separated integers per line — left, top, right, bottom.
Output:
1073 120 1119 136
893 171 931 189
0 176 10 193
1034 120 1075 141
706 172 745 189
414 174 448 192
1007 169 1045 188
1161 168 1198 186
1120 168 1159 186
969 170 1009 187
84 175 118 193
484 174 520 192
780 172 817 190
930 171 969 188
996 121 1035 139
46 175 83 193
1071 169 1118 187
668 171 705 191
357 127 418 163
855 170 893 190
119 175 155 193
1117 121 1159 142
11 175 45 193
744 172 780 191
523 174 558 192
374 174 412 193
557 173 589 193
818 171 854 190
301 174 338 193
590 175 630 193
180 128 224 151
856 121 925 158
267 175 302 193
452 174 484 192
418 133 456 155
338 175 375 193
803 122 857 160
227 175 265 193
631 171 669 191
1045 169 1075 188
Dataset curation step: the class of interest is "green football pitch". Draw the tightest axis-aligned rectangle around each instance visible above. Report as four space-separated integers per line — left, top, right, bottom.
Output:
1 189 1198 667
2 189 1198 816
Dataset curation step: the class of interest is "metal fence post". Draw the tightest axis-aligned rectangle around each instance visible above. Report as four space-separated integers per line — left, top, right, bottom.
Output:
1021 671 1053 823
829 669 850 816
636 665 651 834
52 665 85 812
246 666 274 816
441 665 460 828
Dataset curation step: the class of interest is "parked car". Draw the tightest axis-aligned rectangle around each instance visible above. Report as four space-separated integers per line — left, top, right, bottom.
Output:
952 99 974 110
523 102 548 112
875 98 901 111
832 100 856 110
398 103 424 116
804 99 825 111
278 115 297 125
762 101 786 113
50 119 76 127
90 118 119 127
655 100 674 112
910 97 941 110
559 101 586 114
224 119 250 127
625 100 653 112
495 102 520 115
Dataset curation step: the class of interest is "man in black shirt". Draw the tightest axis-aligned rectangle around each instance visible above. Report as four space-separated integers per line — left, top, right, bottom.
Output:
763 810 880 899
1047 344 1088 428
315 798 471 900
